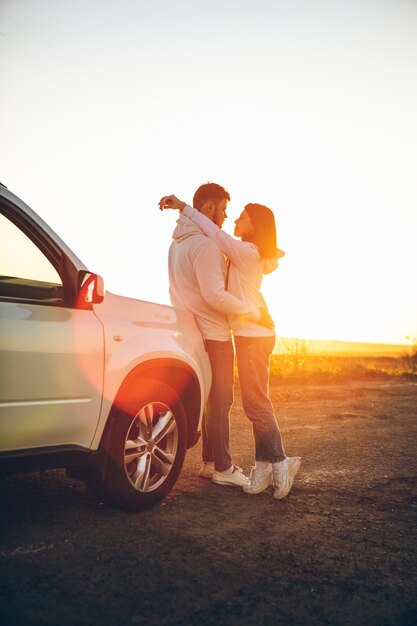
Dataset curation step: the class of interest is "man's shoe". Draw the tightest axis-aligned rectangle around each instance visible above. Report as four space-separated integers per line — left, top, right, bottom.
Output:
273 456 301 500
243 467 273 494
199 462 215 479
212 466 249 487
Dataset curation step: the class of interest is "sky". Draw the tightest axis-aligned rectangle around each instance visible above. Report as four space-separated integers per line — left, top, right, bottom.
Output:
1 0 416 345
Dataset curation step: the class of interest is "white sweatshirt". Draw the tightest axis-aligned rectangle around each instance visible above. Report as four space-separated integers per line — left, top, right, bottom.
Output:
182 205 278 338
168 214 260 341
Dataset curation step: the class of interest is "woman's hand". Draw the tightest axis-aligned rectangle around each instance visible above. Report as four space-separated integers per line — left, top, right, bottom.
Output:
159 195 186 211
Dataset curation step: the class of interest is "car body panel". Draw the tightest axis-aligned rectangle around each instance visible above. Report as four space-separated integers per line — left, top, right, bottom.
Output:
89 291 211 448
0 300 104 451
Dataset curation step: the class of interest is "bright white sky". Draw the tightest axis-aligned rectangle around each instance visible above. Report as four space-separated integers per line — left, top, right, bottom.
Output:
1 0 416 344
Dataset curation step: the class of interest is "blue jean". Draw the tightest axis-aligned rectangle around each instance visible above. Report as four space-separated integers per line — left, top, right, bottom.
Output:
234 335 286 463
202 339 234 471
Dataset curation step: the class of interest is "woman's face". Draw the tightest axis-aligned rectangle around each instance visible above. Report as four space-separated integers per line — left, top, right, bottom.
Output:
234 210 254 238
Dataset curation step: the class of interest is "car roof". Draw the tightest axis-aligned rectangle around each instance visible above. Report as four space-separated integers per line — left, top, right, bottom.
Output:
0 184 88 271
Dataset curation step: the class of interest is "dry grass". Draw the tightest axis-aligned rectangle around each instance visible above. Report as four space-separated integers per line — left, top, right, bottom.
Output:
266 337 417 384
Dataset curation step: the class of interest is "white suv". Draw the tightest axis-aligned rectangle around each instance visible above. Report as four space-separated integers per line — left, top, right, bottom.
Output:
0 183 211 510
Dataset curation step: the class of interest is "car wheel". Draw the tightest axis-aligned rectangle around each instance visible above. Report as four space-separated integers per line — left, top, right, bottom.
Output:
94 379 187 511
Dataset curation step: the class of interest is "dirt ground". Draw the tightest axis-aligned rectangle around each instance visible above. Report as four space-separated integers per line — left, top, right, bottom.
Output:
1 378 416 626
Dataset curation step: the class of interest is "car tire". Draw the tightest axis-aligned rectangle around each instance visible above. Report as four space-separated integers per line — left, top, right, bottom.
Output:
91 379 187 511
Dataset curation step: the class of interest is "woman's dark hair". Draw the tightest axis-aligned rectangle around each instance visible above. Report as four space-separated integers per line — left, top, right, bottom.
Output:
243 203 278 259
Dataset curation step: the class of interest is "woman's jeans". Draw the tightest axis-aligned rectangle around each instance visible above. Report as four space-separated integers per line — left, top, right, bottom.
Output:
234 335 286 463
202 339 234 471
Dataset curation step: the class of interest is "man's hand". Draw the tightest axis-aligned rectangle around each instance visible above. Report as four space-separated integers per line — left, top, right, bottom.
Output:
159 195 186 211
242 305 274 329
258 305 275 330
245 309 261 323
240 305 275 330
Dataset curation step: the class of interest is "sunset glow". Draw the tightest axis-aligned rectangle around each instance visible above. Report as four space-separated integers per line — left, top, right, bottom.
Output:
1 0 416 345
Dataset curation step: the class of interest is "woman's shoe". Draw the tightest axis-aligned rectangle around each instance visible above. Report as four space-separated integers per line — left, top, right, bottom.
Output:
242 467 273 494
273 457 301 499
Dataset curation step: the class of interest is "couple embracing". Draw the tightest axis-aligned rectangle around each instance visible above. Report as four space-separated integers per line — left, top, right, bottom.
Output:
159 182 301 500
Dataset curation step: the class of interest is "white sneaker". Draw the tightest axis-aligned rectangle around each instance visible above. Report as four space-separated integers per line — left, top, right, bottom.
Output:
212 465 249 487
199 462 215 479
273 456 301 499
243 467 273 494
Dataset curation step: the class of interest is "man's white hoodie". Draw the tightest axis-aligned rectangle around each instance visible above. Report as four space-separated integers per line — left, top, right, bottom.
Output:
168 214 258 341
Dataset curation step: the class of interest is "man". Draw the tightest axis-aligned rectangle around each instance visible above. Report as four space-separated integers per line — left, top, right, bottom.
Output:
163 182 261 487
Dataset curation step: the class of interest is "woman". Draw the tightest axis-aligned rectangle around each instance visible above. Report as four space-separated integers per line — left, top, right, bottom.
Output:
160 194 301 499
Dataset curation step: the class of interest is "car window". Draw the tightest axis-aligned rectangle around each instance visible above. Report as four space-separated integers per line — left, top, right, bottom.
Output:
0 213 63 302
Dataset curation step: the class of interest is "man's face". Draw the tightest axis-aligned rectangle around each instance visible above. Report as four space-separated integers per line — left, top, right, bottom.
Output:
212 199 228 228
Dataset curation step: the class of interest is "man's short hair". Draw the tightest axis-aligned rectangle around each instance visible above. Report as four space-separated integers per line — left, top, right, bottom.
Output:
193 182 230 211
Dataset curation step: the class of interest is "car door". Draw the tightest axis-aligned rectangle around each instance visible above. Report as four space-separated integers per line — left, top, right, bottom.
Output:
0 208 104 452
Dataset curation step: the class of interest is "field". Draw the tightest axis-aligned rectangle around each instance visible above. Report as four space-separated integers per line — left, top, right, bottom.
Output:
269 337 417 383
1 372 416 625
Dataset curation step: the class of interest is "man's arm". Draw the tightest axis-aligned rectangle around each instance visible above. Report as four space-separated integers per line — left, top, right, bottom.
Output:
193 240 260 318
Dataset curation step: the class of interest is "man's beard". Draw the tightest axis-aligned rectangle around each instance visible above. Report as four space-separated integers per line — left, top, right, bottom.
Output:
213 207 223 228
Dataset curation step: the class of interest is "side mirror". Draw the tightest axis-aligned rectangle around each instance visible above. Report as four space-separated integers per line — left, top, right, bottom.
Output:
77 271 105 306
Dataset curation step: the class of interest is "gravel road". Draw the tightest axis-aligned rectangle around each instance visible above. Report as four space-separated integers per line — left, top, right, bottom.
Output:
1 379 416 626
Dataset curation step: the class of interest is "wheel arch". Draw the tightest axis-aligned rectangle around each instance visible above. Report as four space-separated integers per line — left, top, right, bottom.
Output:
102 358 203 451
